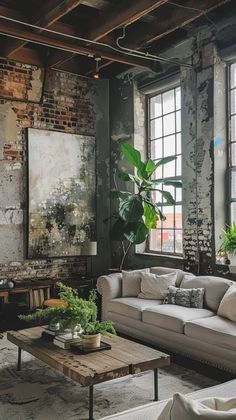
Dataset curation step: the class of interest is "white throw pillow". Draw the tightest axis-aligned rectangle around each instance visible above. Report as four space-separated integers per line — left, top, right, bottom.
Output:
218 285 236 322
157 393 236 420
122 268 150 297
138 272 177 300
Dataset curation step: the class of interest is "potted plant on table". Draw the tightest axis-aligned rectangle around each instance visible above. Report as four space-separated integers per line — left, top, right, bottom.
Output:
109 142 182 270
219 222 236 273
19 283 116 348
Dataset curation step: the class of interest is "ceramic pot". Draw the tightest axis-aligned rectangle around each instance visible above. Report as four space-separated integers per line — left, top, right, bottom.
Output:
81 333 101 348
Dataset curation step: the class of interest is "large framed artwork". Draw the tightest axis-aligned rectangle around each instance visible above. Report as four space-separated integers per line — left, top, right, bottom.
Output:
27 128 97 258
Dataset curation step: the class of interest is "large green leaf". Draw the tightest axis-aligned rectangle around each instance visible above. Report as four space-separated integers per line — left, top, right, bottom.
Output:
145 159 156 177
110 190 132 199
119 171 140 185
155 189 175 205
121 143 142 169
155 155 176 167
124 221 149 244
119 195 144 222
152 178 182 188
144 202 158 228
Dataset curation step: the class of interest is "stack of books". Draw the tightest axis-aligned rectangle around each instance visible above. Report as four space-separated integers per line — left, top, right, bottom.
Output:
41 327 61 341
53 334 81 349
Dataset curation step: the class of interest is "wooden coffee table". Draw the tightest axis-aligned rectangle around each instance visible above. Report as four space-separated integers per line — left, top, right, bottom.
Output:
7 327 170 419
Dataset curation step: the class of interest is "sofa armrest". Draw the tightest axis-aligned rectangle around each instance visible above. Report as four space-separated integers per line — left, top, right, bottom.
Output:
97 273 122 320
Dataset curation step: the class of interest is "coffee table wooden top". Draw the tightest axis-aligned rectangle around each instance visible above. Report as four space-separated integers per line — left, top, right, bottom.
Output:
7 327 170 386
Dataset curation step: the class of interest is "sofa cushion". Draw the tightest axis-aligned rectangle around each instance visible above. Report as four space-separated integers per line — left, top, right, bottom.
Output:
163 285 205 308
185 316 236 351
180 276 233 311
142 305 214 333
107 297 162 321
122 269 150 297
138 272 177 300
218 285 236 322
150 267 195 287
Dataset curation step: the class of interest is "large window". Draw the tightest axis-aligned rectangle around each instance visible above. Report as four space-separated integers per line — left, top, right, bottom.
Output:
229 63 236 221
148 86 182 255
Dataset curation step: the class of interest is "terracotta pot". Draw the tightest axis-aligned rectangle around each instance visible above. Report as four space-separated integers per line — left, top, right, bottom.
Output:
81 333 101 348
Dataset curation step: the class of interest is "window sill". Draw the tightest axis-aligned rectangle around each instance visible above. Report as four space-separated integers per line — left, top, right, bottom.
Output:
135 251 183 261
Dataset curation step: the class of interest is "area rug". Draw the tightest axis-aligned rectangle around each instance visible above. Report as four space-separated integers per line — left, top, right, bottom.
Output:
0 334 218 420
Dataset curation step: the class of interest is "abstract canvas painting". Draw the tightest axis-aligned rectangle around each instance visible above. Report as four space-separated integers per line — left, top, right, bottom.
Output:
27 128 96 258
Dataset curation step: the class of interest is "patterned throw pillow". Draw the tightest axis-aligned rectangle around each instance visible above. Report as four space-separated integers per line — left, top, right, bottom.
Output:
163 285 205 308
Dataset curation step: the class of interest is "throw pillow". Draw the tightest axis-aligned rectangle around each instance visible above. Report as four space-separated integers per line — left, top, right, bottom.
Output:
218 285 236 322
157 393 236 419
122 268 150 297
138 272 177 300
163 285 204 308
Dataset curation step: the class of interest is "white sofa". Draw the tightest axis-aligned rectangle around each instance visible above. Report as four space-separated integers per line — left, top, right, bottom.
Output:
97 267 236 372
101 379 236 420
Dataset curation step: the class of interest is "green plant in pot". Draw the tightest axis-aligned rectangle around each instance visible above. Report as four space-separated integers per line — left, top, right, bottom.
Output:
219 222 236 272
110 142 182 270
19 283 116 347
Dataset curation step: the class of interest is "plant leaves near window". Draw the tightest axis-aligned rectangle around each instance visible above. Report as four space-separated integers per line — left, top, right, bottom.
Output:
110 190 132 199
152 178 182 188
155 155 176 167
124 221 149 244
155 189 175 205
144 202 159 228
119 171 140 186
121 143 146 176
145 159 156 177
119 195 144 222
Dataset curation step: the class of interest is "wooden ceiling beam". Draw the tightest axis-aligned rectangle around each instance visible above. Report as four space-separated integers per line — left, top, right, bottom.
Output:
5 0 83 57
4 46 44 67
86 0 168 41
0 20 153 69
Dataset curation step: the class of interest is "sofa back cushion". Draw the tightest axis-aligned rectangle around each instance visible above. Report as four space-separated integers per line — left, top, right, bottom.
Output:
180 275 233 311
122 268 150 297
218 285 236 322
138 272 177 300
150 266 195 287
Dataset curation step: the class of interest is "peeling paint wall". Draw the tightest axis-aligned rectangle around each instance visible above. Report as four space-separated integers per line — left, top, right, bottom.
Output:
0 58 110 280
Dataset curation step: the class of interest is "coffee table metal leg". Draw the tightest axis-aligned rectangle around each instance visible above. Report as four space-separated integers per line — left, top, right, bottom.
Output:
17 347 22 371
89 385 94 420
154 368 158 401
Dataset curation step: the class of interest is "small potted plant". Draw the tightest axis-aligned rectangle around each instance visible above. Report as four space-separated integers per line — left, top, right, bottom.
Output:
19 283 116 347
219 222 236 272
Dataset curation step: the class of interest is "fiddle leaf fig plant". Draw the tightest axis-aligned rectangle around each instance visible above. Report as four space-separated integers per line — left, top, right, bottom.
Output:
110 142 182 270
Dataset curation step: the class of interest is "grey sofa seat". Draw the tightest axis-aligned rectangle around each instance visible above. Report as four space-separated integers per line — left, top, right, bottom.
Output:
107 297 162 321
185 315 236 351
142 305 215 333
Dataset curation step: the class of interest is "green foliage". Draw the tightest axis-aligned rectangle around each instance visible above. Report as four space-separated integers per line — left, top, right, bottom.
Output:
110 142 182 268
219 223 236 255
19 283 115 336
83 320 116 336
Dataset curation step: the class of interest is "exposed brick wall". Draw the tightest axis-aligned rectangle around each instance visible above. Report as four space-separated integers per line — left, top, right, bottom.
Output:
0 58 99 283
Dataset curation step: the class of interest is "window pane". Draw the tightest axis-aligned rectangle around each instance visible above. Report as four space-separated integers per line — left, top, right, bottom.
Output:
231 63 236 89
163 159 175 178
175 87 181 110
231 142 236 166
175 230 183 253
176 155 182 176
149 229 161 251
176 110 181 132
176 187 182 202
162 206 174 228
231 89 236 114
150 95 162 119
153 165 162 180
163 113 175 136
176 133 181 154
162 184 175 200
231 115 236 142
162 230 174 253
231 202 236 222
162 90 175 114
164 134 175 156
175 205 182 228
151 117 162 139
151 139 162 160
231 171 236 199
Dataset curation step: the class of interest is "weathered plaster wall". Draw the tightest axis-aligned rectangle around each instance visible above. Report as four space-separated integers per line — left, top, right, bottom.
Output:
109 34 225 274
0 58 110 281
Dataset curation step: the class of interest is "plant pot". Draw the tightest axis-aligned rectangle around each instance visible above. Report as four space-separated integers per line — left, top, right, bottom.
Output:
81 333 101 349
